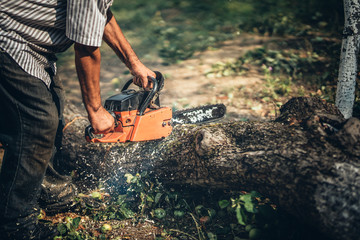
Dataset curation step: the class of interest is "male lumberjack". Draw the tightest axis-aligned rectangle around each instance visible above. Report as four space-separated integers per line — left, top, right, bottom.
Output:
0 1 155 239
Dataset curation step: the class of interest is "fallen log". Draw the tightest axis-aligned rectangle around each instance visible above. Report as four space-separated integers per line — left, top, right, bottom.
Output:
60 97 360 240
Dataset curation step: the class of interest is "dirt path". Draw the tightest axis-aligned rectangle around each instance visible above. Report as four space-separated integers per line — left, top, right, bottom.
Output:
59 34 291 122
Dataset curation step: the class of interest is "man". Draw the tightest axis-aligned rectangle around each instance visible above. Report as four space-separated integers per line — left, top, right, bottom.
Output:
0 0 155 239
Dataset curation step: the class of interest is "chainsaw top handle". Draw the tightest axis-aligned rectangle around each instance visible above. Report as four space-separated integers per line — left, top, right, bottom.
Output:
121 71 164 93
121 71 164 116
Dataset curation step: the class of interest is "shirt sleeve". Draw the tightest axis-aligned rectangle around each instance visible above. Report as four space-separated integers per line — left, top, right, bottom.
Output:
66 0 113 47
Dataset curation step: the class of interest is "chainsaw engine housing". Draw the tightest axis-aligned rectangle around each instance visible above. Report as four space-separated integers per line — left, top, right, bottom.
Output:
104 89 160 112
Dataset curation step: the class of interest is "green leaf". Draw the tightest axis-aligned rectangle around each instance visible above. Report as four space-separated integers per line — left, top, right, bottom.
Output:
124 173 134 184
120 206 135 219
244 201 257 213
154 208 166 219
146 195 154 202
207 232 217 240
57 223 67 235
116 194 127 205
155 193 163 204
65 221 71 231
235 206 246 225
240 194 252 203
208 208 216 218
218 199 230 209
195 205 205 216
72 217 81 229
174 210 185 218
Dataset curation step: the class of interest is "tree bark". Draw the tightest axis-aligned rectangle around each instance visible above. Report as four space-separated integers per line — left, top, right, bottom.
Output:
335 0 360 119
60 97 360 240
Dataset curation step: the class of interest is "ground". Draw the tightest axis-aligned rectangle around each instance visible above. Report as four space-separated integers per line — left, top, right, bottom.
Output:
0 33 324 239
36 33 322 239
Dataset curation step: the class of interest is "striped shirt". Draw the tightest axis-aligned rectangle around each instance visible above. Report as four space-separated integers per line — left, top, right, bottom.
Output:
0 0 113 88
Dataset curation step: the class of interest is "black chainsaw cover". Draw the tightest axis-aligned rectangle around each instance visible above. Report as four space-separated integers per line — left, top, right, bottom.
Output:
104 89 160 112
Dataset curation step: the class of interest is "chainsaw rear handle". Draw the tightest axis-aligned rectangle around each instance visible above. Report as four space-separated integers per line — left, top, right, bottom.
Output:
85 111 117 142
122 71 164 116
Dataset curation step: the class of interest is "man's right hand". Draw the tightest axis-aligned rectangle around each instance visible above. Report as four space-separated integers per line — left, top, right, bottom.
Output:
88 106 115 134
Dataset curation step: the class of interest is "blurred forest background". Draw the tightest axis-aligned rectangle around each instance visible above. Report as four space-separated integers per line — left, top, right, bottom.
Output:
58 0 360 120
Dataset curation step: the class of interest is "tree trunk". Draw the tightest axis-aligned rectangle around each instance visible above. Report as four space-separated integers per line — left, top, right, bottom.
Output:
60 97 360 240
335 0 360 119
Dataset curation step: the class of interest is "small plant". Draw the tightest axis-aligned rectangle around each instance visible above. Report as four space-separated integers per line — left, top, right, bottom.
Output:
261 64 292 101
56 217 83 240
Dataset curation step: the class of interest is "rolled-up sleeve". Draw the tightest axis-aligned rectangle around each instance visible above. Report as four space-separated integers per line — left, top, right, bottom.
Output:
66 0 113 47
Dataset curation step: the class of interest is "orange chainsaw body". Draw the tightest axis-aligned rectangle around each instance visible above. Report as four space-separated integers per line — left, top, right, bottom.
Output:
86 107 172 143
85 71 173 143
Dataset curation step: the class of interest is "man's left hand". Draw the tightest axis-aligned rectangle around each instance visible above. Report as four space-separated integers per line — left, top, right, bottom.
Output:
131 64 156 91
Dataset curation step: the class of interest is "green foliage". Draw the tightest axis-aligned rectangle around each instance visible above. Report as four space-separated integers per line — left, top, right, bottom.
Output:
55 171 326 239
240 0 343 35
121 172 304 240
56 217 83 240
207 36 343 103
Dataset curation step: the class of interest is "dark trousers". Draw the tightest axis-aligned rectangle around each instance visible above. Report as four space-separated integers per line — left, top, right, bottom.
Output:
0 50 64 231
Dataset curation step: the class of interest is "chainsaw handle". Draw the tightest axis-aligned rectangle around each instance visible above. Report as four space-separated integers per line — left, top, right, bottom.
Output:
138 76 158 116
121 71 164 92
85 125 95 142
121 71 164 116
85 111 118 142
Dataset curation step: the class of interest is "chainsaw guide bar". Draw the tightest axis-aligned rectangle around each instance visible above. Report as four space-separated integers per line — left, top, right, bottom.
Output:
172 104 226 125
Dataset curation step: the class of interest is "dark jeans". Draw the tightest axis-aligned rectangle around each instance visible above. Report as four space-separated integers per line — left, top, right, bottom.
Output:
0 50 64 232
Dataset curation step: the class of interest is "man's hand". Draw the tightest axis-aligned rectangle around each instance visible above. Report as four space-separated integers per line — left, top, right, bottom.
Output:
131 63 156 90
88 106 115 134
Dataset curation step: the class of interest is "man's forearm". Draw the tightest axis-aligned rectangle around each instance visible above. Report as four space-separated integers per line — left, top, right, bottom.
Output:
74 43 115 133
74 43 102 115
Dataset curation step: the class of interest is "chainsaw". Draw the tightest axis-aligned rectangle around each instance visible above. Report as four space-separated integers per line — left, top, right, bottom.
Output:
85 71 226 143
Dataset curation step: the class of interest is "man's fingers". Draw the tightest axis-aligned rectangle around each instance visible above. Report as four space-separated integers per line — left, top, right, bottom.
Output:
133 76 141 87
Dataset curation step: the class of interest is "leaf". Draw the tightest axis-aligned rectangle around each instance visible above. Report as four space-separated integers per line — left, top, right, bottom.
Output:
174 210 185 218
57 223 67 235
208 208 216 218
218 199 230 209
146 195 154 202
154 208 166 219
155 193 163 204
235 206 246 225
72 217 81 229
195 205 205 215
240 194 252 203
244 201 257 213
124 173 134 184
120 206 135 219
207 232 218 240
116 194 127 205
